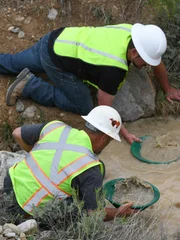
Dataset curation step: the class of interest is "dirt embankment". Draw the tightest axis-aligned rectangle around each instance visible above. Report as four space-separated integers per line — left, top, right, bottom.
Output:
0 0 151 151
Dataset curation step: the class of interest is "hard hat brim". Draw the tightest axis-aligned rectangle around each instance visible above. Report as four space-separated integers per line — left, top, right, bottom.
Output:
131 23 161 66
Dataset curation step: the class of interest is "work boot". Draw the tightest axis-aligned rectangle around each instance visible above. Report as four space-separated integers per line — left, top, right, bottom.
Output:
6 67 33 106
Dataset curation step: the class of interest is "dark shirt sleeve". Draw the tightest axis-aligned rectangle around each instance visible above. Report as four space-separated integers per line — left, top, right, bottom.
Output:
21 123 46 145
72 165 103 210
98 67 127 95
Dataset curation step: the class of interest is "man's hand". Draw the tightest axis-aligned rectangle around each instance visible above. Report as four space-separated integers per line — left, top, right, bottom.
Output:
116 202 139 217
123 132 142 145
104 202 139 221
120 125 141 145
165 87 180 104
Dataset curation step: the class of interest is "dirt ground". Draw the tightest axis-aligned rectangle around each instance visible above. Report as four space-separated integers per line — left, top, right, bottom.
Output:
0 0 152 150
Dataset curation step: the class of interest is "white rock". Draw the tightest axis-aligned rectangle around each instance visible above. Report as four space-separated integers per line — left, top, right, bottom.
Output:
47 8 58 20
8 26 15 31
17 220 37 235
3 228 13 235
22 106 37 118
18 31 25 39
3 232 16 238
0 151 25 189
3 223 20 235
0 225 2 234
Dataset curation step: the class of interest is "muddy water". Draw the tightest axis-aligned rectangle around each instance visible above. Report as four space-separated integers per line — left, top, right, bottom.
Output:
100 116 180 236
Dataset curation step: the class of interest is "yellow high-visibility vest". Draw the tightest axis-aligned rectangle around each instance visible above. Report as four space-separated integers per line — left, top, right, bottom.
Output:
9 121 104 215
54 24 132 90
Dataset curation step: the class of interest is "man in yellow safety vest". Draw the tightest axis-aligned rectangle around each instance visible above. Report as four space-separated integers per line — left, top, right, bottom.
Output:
2 23 180 144
3 105 137 221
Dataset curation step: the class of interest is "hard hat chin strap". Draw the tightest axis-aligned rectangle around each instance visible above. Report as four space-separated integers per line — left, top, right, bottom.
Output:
85 121 98 132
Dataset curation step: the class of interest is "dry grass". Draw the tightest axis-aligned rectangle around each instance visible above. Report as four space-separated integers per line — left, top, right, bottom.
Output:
155 90 180 116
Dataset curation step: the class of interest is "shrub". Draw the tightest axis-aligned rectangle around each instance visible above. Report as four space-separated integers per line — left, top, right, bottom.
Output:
147 0 180 115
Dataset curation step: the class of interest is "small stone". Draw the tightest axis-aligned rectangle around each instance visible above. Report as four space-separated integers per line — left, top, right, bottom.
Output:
3 232 16 238
11 27 21 34
8 26 15 31
16 99 25 112
8 109 12 116
24 16 32 24
3 223 20 235
18 31 25 39
47 8 58 20
19 232 26 240
7 36 13 40
22 106 37 118
15 15 25 21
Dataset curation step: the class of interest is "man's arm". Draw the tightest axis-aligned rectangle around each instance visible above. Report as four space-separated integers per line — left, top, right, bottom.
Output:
97 89 141 144
97 88 115 106
12 123 46 152
74 166 138 221
153 61 180 103
13 127 33 152
104 202 138 221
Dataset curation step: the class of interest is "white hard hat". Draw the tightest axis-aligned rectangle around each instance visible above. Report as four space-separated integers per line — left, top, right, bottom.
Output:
81 105 122 141
131 23 167 66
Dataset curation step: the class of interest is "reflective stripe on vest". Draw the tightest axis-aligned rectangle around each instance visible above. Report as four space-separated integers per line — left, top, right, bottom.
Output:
22 121 98 213
55 39 128 67
104 26 131 31
33 125 95 180
23 188 48 213
54 25 131 68
39 121 65 138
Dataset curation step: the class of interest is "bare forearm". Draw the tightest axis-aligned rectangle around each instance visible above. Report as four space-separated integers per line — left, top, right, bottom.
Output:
98 89 115 106
153 61 171 93
104 207 118 221
12 127 33 152
120 124 129 138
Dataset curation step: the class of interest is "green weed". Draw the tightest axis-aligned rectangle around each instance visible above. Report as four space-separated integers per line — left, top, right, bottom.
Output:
0 122 13 143
90 6 112 25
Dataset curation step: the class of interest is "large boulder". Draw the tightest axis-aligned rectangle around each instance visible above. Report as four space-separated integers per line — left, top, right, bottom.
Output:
0 151 26 189
113 65 156 121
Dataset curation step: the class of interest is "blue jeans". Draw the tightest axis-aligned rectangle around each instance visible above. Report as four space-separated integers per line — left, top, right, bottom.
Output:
0 33 94 115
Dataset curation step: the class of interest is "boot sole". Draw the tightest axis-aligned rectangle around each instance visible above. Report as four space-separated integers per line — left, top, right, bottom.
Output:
6 68 30 106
